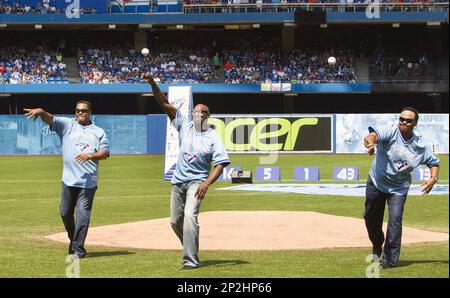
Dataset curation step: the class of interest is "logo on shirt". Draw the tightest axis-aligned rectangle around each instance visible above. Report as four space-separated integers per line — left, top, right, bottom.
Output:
76 142 90 153
394 159 408 171
183 153 198 163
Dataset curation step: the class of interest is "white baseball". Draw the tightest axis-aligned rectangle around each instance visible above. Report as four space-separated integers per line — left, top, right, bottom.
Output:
328 56 336 65
141 48 149 56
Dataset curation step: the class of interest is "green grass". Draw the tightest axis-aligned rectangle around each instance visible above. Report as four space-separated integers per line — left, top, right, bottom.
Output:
0 154 448 278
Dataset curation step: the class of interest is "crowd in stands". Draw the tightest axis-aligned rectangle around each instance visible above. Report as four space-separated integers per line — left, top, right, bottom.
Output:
222 44 356 84
77 42 219 84
1 0 59 13
0 42 356 84
0 0 97 14
0 45 67 83
182 0 449 14
75 38 356 84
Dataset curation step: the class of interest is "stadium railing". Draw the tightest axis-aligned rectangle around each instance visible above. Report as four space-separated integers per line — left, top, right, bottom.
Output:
180 3 449 14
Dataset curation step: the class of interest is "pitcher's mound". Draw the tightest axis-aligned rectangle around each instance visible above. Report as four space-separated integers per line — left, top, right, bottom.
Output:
45 211 448 250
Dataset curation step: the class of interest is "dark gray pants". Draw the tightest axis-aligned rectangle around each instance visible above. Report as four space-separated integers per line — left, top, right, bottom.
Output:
60 182 97 257
364 177 407 267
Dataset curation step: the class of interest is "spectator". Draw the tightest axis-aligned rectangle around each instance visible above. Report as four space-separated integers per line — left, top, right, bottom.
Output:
419 52 428 76
396 57 408 78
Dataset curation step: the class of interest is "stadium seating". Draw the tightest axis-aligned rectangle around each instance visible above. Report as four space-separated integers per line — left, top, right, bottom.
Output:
0 44 68 84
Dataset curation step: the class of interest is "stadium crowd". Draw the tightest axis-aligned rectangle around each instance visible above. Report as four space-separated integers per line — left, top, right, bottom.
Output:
0 0 98 14
75 38 357 84
182 0 449 13
0 42 356 84
77 43 219 84
222 45 356 83
0 44 67 84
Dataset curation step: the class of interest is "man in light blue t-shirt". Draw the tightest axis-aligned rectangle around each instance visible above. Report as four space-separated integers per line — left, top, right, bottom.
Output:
363 107 439 269
24 101 110 258
144 75 230 270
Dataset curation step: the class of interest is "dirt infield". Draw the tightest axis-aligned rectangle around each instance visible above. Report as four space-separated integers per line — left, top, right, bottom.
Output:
45 211 448 250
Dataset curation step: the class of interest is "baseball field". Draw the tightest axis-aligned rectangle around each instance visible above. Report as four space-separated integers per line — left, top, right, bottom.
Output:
0 154 448 278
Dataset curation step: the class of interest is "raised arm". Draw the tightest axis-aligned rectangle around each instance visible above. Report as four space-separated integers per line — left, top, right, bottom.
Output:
364 132 378 155
142 74 177 121
23 108 54 125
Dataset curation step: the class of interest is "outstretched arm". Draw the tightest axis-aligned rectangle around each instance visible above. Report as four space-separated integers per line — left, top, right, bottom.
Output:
23 108 54 125
142 74 177 121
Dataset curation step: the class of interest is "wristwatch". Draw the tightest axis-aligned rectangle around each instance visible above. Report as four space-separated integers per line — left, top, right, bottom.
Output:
87 153 92 160
430 176 438 182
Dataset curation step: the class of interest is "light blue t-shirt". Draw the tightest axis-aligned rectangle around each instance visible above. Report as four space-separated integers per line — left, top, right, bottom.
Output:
171 110 230 185
51 117 110 189
369 125 439 195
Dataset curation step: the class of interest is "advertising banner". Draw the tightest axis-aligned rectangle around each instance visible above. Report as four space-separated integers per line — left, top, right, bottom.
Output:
208 114 334 153
336 114 449 154
163 86 193 180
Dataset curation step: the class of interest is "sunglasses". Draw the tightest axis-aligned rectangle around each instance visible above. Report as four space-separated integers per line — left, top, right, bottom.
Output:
399 116 415 124
76 109 89 114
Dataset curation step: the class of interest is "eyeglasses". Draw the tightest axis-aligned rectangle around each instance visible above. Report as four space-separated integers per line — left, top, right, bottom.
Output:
399 117 415 124
76 109 89 114
193 109 209 115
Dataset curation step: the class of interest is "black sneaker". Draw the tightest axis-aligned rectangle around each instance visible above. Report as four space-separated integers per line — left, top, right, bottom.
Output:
382 262 395 269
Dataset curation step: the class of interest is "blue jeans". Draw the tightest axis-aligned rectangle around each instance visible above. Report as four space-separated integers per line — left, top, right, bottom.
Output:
364 177 407 266
170 180 203 268
60 182 97 257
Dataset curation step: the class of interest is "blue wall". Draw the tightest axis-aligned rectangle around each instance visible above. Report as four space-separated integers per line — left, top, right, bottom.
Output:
0 114 152 155
1 12 447 24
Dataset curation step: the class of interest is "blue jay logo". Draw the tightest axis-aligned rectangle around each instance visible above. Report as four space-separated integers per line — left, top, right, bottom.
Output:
183 153 198 163
394 159 408 171
76 142 90 153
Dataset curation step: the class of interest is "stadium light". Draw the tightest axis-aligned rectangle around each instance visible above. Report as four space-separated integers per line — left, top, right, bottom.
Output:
108 24 116 29
176 25 184 29
320 24 327 29
284 23 297 28
392 23 400 28
35 24 43 29
224 25 240 30
139 24 153 29
0 93 11 97
141 93 154 97
285 93 298 97
252 24 260 29
0 24 7 28
427 22 441 27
